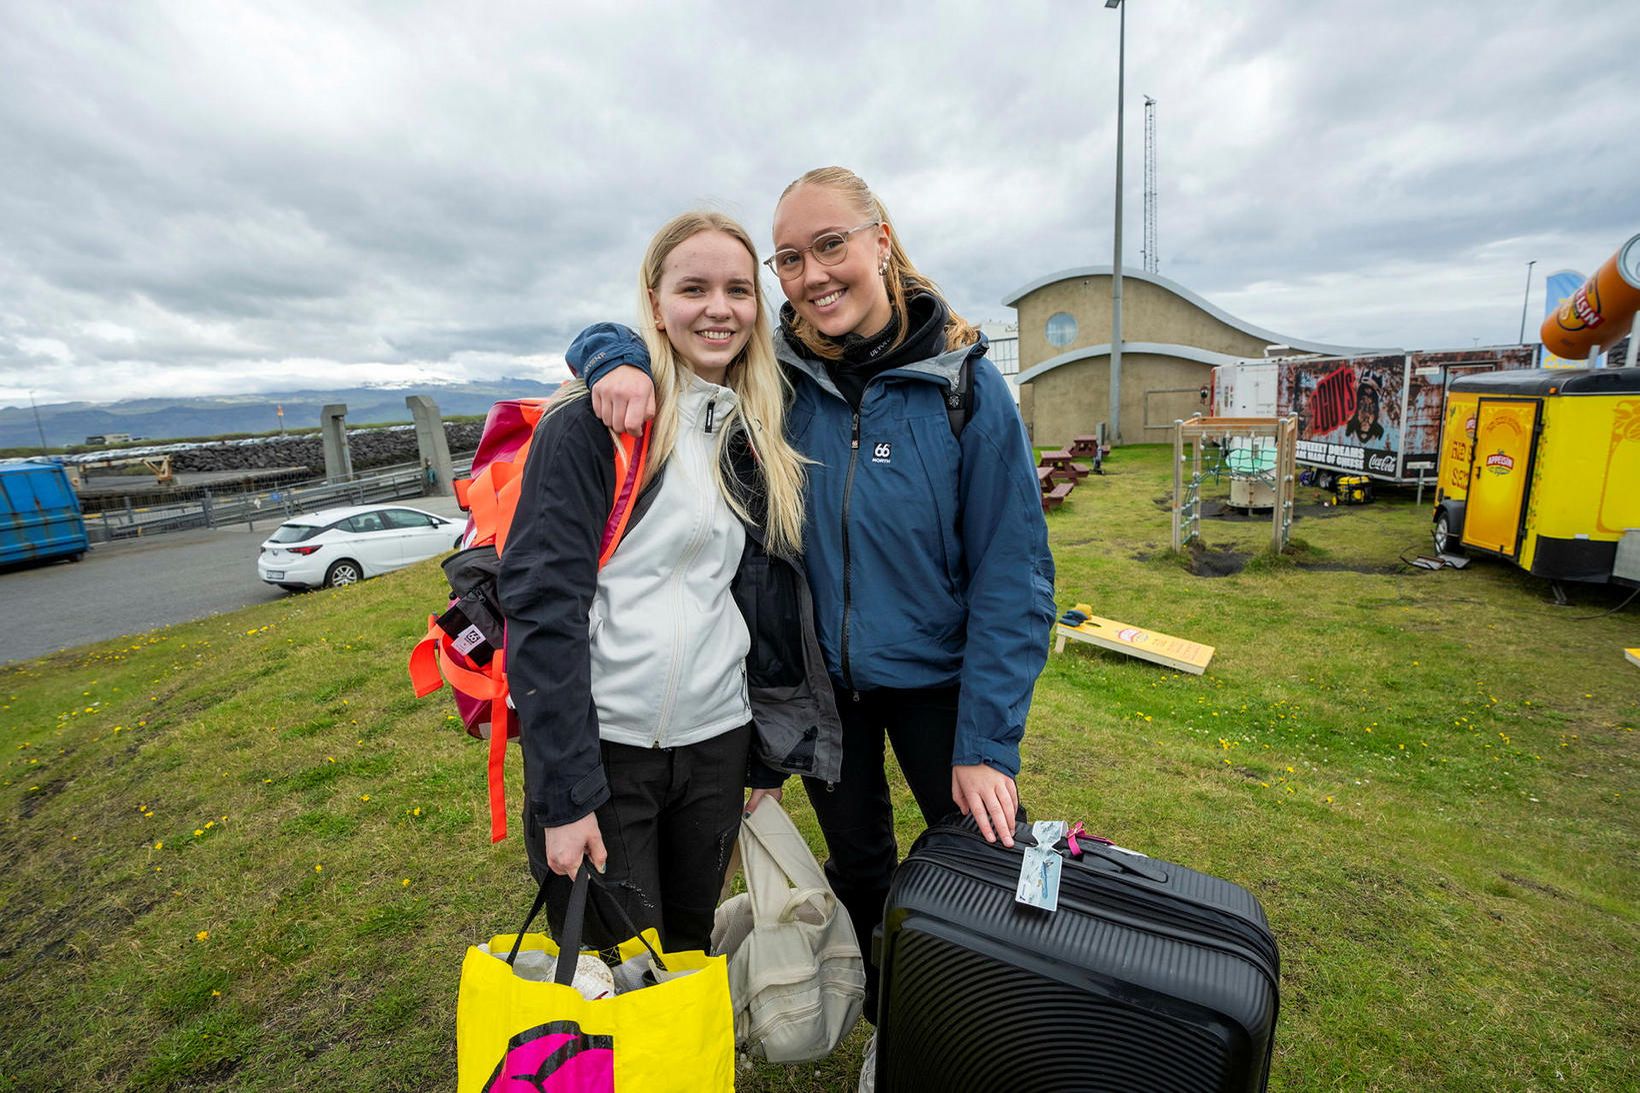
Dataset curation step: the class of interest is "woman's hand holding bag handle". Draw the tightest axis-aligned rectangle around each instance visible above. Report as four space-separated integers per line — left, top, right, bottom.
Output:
457 861 734 1093
711 799 867 1063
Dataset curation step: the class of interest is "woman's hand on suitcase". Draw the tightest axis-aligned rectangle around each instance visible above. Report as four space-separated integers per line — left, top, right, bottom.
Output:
545 814 608 876
591 364 657 435
952 764 1018 847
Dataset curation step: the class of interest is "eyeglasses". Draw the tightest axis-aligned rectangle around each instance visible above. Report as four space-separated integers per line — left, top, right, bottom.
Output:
763 221 882 280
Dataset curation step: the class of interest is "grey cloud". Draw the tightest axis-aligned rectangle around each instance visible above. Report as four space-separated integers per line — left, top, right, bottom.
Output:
2 0 1638 405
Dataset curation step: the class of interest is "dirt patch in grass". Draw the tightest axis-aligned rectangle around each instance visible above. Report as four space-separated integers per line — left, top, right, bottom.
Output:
1187 541 1249 577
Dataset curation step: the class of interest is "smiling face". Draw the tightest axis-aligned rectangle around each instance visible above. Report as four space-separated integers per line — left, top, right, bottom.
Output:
771 183 893 339
648 230 758 386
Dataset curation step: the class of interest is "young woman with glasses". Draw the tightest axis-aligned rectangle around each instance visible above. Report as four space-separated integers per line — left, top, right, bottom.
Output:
565 168 1056 1013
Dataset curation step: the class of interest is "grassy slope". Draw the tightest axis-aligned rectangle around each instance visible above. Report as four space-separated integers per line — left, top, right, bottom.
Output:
1 445 1635 1091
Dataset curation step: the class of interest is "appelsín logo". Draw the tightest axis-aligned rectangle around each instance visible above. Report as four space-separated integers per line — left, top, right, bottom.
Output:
871 442 893 464
1485 451 1515 475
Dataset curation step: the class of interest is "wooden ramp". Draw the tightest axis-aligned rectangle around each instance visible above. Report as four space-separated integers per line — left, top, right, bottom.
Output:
1054 615 1216 675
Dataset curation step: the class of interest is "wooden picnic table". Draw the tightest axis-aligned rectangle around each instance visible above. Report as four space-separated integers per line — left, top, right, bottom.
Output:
1069 435 1102 457
1039 449 1088 482
1036 466 1056 492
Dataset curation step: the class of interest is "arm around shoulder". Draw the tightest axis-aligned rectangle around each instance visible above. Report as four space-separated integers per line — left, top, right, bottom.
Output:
566 322 653 386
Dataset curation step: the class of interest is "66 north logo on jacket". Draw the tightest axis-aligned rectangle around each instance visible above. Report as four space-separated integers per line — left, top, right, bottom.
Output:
871 442 893 464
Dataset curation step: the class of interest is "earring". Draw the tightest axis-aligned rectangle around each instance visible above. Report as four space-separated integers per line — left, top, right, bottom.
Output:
879 257 889 275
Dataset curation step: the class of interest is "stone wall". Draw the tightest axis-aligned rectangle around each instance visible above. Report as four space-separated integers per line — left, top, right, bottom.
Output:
170 421 485 474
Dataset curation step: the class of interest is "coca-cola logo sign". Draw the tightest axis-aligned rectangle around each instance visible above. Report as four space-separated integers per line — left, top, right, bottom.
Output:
1367 453 1397 474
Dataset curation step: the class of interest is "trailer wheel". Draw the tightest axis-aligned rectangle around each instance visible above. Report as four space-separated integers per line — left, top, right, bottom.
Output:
1433 512 1461 556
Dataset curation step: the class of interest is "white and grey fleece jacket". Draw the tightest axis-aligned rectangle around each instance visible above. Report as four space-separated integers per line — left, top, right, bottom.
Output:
588 373 750 747
499 377 755 828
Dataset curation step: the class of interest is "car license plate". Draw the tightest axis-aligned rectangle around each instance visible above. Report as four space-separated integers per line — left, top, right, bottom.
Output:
266 570 284 580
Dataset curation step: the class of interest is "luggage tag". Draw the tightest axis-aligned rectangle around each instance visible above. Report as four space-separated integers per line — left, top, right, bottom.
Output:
1016 820 1068 912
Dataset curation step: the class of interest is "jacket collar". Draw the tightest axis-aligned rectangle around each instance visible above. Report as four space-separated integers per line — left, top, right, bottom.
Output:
775 328 986 404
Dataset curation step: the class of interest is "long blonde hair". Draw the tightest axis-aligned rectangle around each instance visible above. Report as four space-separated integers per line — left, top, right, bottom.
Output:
556 212 807 556
777 166 980 362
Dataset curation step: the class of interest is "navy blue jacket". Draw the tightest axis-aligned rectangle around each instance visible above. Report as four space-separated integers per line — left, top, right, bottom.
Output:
567 323 1055 776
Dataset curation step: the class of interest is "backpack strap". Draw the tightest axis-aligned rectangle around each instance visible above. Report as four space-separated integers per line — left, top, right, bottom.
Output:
599 423 651 565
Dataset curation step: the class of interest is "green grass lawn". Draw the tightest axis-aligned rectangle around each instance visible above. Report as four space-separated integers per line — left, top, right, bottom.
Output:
3 444 1636 1091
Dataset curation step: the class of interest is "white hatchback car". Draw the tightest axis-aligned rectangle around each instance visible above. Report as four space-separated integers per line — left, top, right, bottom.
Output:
257 504 464 590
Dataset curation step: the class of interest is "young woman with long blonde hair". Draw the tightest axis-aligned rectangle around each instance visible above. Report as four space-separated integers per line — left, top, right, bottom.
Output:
500 210 841 951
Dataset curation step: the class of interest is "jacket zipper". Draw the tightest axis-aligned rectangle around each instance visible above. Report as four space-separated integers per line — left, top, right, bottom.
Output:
839 409 861 693
651 395 718 745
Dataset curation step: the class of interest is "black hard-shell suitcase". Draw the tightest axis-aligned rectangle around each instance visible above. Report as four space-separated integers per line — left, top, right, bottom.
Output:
873 817 1279 1092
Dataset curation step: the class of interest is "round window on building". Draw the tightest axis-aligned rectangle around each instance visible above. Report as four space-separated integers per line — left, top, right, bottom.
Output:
1045 311 1078 348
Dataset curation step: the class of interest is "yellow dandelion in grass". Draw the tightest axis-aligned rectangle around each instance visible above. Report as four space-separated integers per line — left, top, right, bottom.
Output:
263 779 272 784
412 807 422 817
204 821 215 829
195 931 209 942
315 864 323 873
1365 727 1372 733
360 794 371 802
193 829 204 837
211 990 221 997
1285 766 1295 774
154 841 163 850
402 878 411 887
325 756 336 764
1326 796 1335 804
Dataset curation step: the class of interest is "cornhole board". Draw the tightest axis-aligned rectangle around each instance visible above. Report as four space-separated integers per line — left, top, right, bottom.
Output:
1626 648 1640 669
1054 615 1215 675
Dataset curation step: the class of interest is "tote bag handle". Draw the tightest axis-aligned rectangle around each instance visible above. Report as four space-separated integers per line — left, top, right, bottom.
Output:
506 862 668 984
739 801 840 928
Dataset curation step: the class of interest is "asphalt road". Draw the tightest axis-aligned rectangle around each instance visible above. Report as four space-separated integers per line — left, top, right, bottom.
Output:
1 494 469 666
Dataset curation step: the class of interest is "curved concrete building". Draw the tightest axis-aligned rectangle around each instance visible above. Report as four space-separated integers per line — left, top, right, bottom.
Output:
1003 266 1387 445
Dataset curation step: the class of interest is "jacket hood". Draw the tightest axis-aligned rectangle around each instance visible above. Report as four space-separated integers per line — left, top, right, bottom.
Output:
774 323 986 403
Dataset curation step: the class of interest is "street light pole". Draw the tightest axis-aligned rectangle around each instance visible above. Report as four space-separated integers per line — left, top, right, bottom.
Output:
1107 0 1127 445
1517 259 1536 345
29 391 49 455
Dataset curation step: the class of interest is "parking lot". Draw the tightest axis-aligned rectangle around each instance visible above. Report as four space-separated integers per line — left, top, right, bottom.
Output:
2 493 468 665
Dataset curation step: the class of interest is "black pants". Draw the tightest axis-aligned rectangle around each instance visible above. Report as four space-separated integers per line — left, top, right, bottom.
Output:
525 723 751 953
802 684 961 1022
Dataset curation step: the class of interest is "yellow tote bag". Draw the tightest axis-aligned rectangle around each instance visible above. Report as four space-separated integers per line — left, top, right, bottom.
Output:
457 865 734 1093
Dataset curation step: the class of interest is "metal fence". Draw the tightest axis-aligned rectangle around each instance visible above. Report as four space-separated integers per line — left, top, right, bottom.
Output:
82 454 475 543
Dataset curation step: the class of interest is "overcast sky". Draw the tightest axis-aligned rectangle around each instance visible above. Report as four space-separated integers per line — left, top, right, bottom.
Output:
2 0 1637 407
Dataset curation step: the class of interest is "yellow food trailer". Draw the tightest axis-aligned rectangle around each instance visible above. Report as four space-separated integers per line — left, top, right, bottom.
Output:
1431 368 1640 585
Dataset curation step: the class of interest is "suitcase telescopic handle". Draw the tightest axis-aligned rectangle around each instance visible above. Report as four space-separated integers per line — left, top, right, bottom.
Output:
1064 840 1168 884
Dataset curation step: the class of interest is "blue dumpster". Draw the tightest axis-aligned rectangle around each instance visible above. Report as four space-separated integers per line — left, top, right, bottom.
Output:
1 460 90 566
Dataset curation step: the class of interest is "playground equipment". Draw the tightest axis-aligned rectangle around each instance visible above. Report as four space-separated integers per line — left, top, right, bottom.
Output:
1171 416 1297 553
1431 368 1640 588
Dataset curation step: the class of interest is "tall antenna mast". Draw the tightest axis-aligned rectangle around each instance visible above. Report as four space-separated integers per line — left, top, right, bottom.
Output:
1142 95 1158 274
